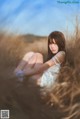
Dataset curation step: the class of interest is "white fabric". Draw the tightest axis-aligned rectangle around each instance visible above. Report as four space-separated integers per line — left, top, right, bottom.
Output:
39 64 60 87
39 51 65 88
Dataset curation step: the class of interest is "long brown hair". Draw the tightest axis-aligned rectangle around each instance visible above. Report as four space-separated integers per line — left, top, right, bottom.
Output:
47 31 66 60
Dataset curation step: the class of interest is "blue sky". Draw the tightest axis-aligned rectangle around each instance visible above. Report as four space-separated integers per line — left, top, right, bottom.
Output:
0 0 80 36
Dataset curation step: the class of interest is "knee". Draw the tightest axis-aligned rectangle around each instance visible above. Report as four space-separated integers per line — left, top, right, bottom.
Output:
35 53 43 58
23 51 35 60
26 51 34 56
35 53 43 62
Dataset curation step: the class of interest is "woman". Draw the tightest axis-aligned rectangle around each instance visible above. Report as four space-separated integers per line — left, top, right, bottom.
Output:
14 31 66 87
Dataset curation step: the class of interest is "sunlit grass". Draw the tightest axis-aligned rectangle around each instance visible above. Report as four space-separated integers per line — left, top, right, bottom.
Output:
0 30 80 119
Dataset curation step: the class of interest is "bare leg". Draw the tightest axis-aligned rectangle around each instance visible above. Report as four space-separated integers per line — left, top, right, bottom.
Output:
24 52 44 80
14 51 35 81
14 51 34 73
23 53 38 69
14 52 43 82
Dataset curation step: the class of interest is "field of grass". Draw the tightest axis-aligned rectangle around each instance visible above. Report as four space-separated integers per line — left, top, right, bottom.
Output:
0 32 80 119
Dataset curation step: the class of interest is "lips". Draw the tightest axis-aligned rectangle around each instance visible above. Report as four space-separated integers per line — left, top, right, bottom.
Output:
52 49 55 51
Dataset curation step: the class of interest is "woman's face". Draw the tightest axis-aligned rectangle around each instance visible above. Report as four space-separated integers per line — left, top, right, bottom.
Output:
49 39 59 54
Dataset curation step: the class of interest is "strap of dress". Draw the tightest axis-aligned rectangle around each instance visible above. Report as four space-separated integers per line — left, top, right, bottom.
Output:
51 51 65 65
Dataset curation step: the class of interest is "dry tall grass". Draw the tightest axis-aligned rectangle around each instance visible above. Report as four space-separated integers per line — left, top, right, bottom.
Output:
43 36 80 119
0 32 80 119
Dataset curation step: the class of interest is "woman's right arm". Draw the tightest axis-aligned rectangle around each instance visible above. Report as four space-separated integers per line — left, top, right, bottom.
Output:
23 55 58 76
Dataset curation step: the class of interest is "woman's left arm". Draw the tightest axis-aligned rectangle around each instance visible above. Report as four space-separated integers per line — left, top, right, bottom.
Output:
23 51 65 76
23 59 55 76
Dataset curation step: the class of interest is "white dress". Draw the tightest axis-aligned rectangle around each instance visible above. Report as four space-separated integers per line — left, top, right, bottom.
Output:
38 51 65 88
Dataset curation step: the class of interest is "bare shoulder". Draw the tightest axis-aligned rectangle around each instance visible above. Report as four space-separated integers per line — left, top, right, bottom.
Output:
56 51 66 59
57 51 65 56
52 51 66 64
